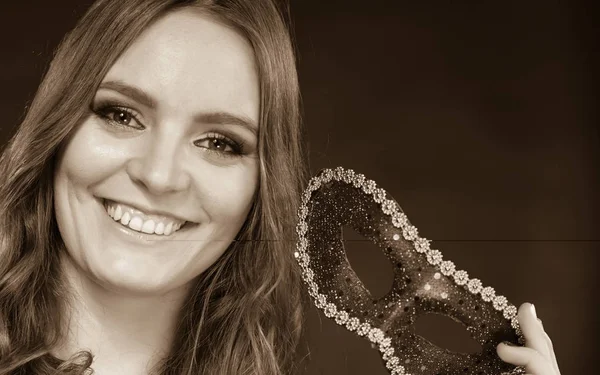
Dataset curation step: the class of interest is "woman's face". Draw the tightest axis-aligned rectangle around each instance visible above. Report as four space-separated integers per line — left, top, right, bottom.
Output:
53 9 260 295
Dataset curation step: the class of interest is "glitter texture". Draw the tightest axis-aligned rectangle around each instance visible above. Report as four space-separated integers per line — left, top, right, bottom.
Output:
295 167 526 375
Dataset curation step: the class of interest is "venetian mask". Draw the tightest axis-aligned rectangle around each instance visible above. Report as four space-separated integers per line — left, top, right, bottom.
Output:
295 167 526 375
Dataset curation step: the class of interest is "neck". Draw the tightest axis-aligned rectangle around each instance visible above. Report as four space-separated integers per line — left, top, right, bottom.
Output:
53 253 191 375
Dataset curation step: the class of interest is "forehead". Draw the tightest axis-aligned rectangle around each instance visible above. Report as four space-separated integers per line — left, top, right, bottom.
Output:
101 9 260 122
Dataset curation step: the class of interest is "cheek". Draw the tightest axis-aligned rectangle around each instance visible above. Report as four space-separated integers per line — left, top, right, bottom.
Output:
53 121 129 249
55 120 129 193
200 165 259 228
53 122 113 229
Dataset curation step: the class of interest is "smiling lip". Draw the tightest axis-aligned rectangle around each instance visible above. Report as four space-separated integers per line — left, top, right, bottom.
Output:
100 199 193 242
102 198 191 224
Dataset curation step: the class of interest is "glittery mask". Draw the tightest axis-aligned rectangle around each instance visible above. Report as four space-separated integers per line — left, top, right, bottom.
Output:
295 167 526 375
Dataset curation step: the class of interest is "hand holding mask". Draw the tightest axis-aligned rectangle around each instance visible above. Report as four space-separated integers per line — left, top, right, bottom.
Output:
295 167 526 375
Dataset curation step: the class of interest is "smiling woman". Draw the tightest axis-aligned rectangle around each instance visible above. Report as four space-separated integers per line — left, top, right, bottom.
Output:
0 1 307 375
55 9 263 297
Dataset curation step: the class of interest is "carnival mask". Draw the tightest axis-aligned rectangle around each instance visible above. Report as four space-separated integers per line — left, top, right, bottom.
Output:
295 167 525 375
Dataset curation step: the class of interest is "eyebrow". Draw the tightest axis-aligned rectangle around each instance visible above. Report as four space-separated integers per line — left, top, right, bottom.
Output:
97 80 259 135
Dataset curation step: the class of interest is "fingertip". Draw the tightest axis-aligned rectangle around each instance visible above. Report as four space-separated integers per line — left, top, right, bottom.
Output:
496 341 515 352
517 302 535 322
496 342 514 361
519 302 533 313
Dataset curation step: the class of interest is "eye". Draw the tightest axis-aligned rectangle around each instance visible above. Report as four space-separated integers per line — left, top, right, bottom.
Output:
208 138 231 152
109 109 135 126
103 107 141 128
194 133 244 158
93 102 144 129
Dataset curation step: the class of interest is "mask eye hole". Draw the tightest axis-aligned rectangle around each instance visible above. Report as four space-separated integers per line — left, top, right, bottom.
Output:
413 312 482 354
342 226 394 300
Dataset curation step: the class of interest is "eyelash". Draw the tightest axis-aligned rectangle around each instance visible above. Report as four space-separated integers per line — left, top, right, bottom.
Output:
92 101 144 130
91 101 246 158
195 132 245 158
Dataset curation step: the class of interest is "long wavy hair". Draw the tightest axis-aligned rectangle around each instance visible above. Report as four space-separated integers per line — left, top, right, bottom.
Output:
0 0 309 374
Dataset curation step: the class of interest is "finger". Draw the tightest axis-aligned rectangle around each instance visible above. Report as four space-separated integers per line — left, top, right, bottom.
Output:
537 318 561 374
517 303 551 359
497 343 555 375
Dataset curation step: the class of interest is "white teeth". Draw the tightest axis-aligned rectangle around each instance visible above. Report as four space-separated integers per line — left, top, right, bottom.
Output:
120 211 131 225
114 205 123 221
105 201 187 236
141 219 155 234
128 216 143 231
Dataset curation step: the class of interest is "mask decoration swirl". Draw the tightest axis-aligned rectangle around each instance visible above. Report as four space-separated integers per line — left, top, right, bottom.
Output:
294 167 526 375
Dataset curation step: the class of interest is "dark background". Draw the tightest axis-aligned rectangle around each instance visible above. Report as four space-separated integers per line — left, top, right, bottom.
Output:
1 1 597 374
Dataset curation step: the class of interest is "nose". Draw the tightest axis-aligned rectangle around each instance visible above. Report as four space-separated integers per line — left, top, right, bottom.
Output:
126 132 190 195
